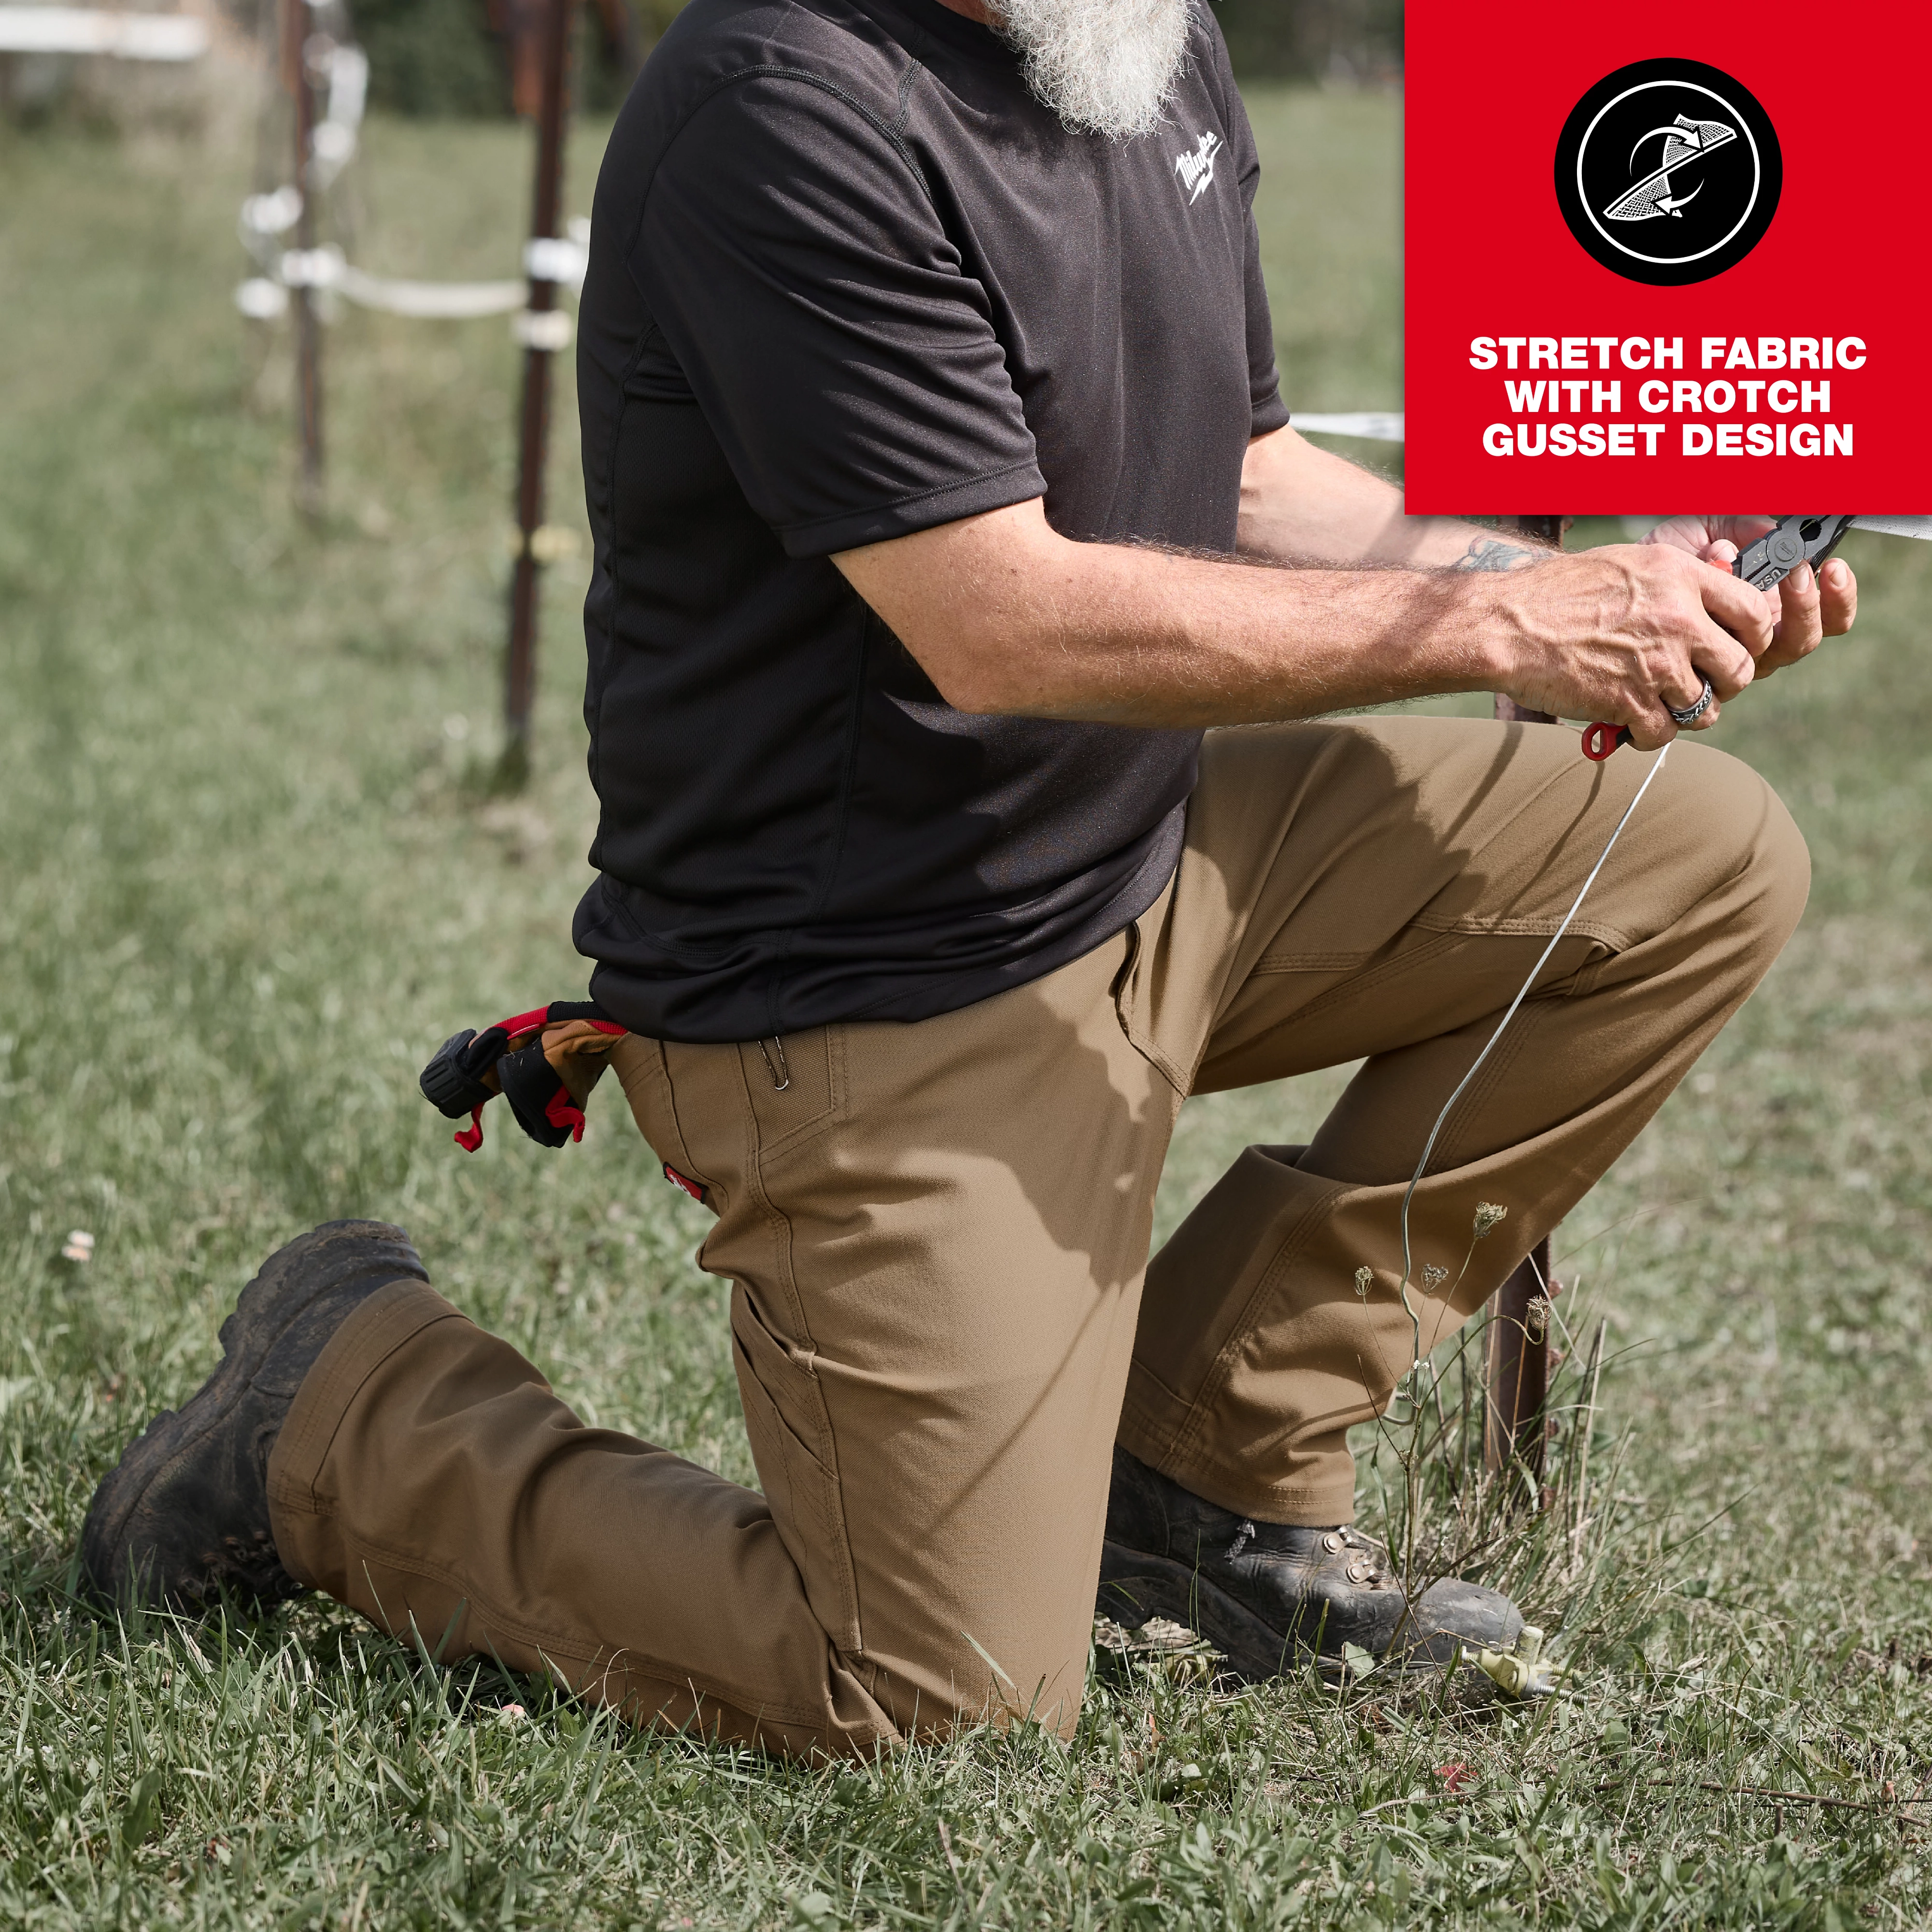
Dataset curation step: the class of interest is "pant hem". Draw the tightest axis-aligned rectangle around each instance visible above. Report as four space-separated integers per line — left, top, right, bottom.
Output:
1115 1406 1358 1527
267 1277 469 1543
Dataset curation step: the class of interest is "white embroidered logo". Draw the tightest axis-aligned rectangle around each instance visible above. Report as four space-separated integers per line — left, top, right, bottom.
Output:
1173 130 1222 205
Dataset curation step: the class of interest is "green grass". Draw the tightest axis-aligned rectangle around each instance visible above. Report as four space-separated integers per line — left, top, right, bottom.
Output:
3 85 1932 1928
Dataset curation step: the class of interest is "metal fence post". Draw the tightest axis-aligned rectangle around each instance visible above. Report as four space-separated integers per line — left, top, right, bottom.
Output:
1483 514 1563 1485
285 0 324 520
501 0 575 782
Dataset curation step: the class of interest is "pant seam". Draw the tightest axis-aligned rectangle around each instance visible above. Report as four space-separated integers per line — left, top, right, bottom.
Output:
735 1149 868 1660
733 1047 817 1350
1250 928 1465 1042
1409 910 1635 951
1424 993 1550 1178
649 1040 715 1197
1113 917 1189 1097
1253 920 1603 1051
1247 950 1374 975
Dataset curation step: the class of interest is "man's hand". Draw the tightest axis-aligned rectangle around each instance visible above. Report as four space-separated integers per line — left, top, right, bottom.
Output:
1645 515 1858 676
1484 545 1773 750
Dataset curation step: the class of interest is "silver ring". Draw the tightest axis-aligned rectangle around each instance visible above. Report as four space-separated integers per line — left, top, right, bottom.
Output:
1667 676 1716 727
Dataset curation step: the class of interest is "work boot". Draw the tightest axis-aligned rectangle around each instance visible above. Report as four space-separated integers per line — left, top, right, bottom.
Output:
80 1220 426 1610
1096 1446 1521 1680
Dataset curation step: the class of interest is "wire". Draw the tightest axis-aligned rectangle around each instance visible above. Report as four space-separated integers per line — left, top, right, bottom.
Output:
1393 741 1676 1358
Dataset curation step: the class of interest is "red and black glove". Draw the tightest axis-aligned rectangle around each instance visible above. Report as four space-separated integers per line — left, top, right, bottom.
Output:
419 1001 627 1151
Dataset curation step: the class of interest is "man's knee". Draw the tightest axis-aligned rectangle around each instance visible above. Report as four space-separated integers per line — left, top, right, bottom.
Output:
1672 744 1811 958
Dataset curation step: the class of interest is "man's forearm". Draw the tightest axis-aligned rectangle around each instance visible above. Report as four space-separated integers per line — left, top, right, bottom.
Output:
836 492 1770 741
842 501 1508 727
1237 425 1545 575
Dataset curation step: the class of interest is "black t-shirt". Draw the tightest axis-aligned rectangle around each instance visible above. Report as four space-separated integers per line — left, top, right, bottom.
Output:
572 0 1287 1043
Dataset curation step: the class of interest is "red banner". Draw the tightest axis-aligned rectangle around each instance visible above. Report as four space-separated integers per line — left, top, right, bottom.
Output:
1404 5 1930 513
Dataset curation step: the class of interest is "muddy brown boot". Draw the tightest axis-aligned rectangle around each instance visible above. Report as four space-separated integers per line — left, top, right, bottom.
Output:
1097 1446 1522 1679
80 1221 426 1610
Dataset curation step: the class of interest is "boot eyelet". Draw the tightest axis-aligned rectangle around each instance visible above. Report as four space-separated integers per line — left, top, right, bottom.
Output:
1322 1531 1345 1552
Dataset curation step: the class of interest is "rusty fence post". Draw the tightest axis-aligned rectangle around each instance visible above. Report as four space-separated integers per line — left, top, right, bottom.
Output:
285 0 324 520
500 0 575 783
1483 514 1564 1485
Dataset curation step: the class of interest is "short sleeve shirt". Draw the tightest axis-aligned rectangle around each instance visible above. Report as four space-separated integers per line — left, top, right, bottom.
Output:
573 0 1288 1042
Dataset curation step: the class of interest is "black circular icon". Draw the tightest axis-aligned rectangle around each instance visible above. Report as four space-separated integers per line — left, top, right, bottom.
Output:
1554 58 1781 285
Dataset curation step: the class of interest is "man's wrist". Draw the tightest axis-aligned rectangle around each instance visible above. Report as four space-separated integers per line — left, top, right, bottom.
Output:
1429 563 1533 696
1448 531 1543 572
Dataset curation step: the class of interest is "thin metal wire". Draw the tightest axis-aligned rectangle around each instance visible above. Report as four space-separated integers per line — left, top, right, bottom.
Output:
1394 742 1676 1354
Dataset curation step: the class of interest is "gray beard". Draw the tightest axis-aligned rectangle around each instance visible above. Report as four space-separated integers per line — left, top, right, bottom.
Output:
992 0 1195 142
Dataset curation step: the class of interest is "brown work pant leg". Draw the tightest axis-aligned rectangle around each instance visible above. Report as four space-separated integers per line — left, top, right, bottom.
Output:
1117 716 1809 1525
264 714 1806 1754
267 928 1177 1754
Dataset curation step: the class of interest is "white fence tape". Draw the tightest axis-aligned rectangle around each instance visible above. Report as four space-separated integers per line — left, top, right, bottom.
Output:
511 306 573 351
248 243 528 317
277 244 342 290
0 7 209 57
236 55 587 339
340 267 527 318
324 41 365 129
304 42 366 191
234 277 288 320
1294 412 1406 442
246 248 560 320
524 235 588 288
241 185 303 240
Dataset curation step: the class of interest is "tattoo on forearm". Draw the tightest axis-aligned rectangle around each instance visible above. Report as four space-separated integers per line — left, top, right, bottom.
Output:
1454 537 1538 572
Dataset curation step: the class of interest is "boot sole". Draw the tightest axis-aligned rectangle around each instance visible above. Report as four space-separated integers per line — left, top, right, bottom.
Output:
79 1220 422 1605
1098 1541 1453 1684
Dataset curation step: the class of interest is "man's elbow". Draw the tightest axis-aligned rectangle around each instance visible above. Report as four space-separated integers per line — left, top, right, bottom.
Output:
903 622 1039 716
833 502 1082 716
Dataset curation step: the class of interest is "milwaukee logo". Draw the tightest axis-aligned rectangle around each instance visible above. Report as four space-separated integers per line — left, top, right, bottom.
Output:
1553 59 1779 287
1173 131 1222 205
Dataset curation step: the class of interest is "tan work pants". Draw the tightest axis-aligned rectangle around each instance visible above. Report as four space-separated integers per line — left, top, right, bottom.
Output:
267 718 1806 1756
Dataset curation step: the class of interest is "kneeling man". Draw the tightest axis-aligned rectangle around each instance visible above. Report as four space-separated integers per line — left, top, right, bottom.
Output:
82 0 1851 1756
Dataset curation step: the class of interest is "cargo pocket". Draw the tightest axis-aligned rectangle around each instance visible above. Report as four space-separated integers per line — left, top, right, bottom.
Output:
729 1285 864 1656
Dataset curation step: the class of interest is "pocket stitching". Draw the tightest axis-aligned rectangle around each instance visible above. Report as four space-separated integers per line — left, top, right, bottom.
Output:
738 1027 844 1161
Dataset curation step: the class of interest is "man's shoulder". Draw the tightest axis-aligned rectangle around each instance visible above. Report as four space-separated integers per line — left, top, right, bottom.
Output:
634 0 915 140
1179 5 1240 118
